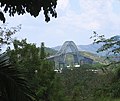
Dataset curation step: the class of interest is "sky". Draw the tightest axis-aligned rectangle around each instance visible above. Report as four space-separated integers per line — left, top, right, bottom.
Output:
1 0 120 47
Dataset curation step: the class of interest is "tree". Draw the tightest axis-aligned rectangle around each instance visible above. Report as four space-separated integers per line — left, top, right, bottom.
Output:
0 24 35 101
40 42 46 60
91 32 120 98
7 39 65 101
7 39 41 81
91 31 120 63
61 67 99 101
0 53 35 101
0 24 21 51
0 0 57 23
91 32 120 55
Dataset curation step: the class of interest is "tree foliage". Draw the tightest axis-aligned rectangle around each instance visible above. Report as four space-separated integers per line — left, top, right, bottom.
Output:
90 32 120 99
0 24 21 51
91 31 120 55
0 53 35 101
0 25 36 101
40 42 46 60
91 31 120 65
7 39 41 80
60 67 114 101
0 0 57 23
7 39 65 101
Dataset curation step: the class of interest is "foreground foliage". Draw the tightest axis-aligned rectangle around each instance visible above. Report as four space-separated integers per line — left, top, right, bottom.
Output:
0 0 57 23
1 25 120 101
7 39 65 101
0 53 35 101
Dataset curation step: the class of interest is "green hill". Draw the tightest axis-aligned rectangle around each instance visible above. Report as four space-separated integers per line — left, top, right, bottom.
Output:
45 47 57 56
79 51 109 64
45 47 109 64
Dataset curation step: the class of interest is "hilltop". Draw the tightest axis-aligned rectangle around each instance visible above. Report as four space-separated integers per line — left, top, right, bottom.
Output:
45 47 108 64
52 43 107 56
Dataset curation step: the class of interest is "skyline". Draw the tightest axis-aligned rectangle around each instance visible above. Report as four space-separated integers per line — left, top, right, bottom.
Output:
0 0 120 47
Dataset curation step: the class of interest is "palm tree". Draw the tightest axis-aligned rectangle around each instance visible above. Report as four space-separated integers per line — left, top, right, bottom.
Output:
0 53 36 101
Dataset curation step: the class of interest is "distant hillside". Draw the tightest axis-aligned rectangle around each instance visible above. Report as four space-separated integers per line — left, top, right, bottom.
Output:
78 43 108 56
52 35 120 56
52 43 107 56
52 46 61 51
45 47 108 64
45 47 57 56
79 51 109 64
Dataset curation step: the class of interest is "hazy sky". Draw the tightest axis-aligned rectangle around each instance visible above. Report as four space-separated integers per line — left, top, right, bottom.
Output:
1 0 120 47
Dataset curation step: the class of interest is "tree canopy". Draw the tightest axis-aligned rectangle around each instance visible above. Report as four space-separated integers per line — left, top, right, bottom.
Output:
91 32 120 77
0 0 57 23
7 39 65 101
91 31 120 57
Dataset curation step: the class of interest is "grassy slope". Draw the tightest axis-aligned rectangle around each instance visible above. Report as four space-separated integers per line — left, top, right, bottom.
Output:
80 51 109 64
45 47 109 64
45 47 57 56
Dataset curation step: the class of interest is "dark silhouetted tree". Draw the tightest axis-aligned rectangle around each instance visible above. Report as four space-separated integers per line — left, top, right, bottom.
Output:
0 0 57 23
40 42 46 60
0 52 35 101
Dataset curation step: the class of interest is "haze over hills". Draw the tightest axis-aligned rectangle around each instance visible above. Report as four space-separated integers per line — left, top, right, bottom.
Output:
45 46 108 64
46 35 120 64
52 43 107 56
52 35 120 56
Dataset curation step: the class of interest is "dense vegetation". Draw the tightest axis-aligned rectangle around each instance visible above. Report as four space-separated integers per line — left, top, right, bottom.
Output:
0 0 119 100
0 26 120 101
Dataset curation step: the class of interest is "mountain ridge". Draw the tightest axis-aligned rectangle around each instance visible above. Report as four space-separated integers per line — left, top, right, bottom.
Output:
52 43 106 56
52 35 120 56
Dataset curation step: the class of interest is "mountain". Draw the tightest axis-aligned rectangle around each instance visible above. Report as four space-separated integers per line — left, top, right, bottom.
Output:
52 43 107 56
52 35 120 56
46 46 108 64
45 47 57 55
78 43 107 56
79 51 109 64
52 46 61 51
